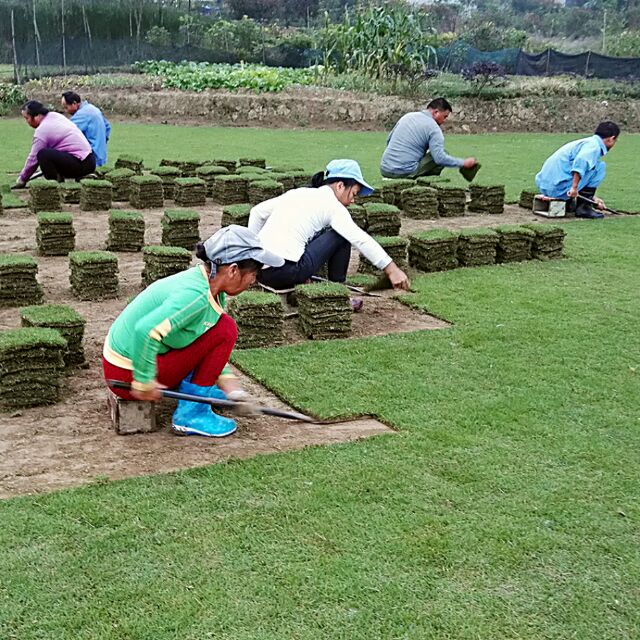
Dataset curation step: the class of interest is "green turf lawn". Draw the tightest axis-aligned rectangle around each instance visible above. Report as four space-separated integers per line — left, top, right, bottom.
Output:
0 117 638 210
1 119 639 639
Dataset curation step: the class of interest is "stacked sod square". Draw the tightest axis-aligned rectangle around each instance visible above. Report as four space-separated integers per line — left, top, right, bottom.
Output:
211 158 238 172
290 171 312 188
269 164 304 174
80 179 113 211
296 283 352 340
495 225 535 263
358 236 408 275
238 157 266 168
348 204 367 230
21 304 86 367
401 186 439 219
436 185 467 217
236 166 269 176
457 228 499 266
61 182 81 204
161 209 200 250
270 172 295 191
195 165 230 196
150 166 181 200
129 175 164 209
468 185 505 214
213 175 248 204
29 180 62 213
36 212 75 256
95 165 113 178
142 246 191 286
221 203 252 228
115 154 144 174
408 230 459 272
69 251 118 300
0 327 66 409
0 254 43 307
105 168 135 202
228 291 285 349
364 203 402 236
248 179 284 205
523 224 566 259
173 178 207 207
178 160 206 177
159 159 183 170
107 210 145 252
519 190 536 210
416 176 451 187
381 179 414 207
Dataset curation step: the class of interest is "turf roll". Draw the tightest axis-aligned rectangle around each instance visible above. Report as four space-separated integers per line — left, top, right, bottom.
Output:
436 185 467 217
522 223 566 260
150 166 181 200
238 157 266 169
195 165 230 197
381 179 415 207
248 179 284 205
519 190 536 210
347 204 367 230
60 182 81 204
358 236 408 275
495 225 535 263
468 185 505 215
105 168 136 202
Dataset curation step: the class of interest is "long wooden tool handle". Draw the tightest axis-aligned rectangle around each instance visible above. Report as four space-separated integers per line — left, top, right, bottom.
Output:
310 275 383 297
577 194 621 215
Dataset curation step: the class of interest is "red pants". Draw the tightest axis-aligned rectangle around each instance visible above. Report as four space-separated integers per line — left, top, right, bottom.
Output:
103 313 238 400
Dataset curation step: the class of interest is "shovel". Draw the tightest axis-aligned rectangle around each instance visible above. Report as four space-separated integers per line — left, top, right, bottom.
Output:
577 194 622 215
107 380 315 423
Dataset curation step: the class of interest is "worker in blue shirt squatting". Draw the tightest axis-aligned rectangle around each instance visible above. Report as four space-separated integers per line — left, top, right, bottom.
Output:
535 121 620 219
61 91 111 168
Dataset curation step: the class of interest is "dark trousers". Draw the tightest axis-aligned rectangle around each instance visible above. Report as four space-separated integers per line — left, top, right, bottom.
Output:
37 149 96 181
258 229 351 290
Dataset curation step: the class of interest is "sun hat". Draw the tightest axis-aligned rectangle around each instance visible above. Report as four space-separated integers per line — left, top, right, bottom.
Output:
325 159 374 196
202 225 284 275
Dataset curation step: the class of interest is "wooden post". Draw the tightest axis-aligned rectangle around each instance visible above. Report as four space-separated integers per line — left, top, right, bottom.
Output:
584 50 591 77
11 9 21 85
61 0 67 76
545 48 551 75
32 0 41 72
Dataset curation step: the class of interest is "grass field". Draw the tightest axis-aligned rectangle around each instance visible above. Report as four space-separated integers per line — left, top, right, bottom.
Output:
1 119 639 639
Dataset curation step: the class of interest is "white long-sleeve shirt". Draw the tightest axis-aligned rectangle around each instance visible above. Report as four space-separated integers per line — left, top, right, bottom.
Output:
248 186 392 270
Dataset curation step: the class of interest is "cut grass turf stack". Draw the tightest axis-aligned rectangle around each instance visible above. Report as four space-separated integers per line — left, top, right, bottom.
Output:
401 186 439 219
227 291 285 349
21 304 86 367
270 172 295 191
296 282 352 340
381 179 415 206
408 230 459 272
364 203 401 236
69 251 118 301
195 165 230 196
107 210 145 252
221 203 251 228
522 223 566 260
290 171 312 188
80 179 113 211
142 246 191 286
468 185 505 215
236 166 269 176
105 168 135 202
151 166 181 200
61 182 81 204
212 175 248 205
238 157 266 169
495 225 535 263
436 185 467 217
36 212 75 256
519 190 536 209
129 175 164 209
457 228 499 267
358 236 408 275
0 327 66 409
0 254 43 307
161 209 200 250
211 158 238 172
348 204 367 230
29 180 62 213
179 160 206 177
95 165 114 178
173 177 207 207
115 154 144 174
248 179 284 205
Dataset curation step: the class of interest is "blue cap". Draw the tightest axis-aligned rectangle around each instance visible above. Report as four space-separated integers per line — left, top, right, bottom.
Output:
325 159 374 196
203 225 284 274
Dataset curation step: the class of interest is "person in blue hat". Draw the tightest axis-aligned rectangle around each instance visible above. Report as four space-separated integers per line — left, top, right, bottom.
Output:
103 225 285 438
248 159 410 293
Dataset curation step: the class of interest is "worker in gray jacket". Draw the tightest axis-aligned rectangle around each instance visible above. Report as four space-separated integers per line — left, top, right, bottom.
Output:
380 97 479 181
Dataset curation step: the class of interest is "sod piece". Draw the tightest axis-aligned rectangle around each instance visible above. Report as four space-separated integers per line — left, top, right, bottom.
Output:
347 204 367 230
381 179 415 207
20 304 86 367
69 251 119 300
105 168 136 202
248 179 284 205
115 154 144 174
29 180 62 213
522 223 566 260
60 182 82 204
290 171 312 188
238 157 266 168
363 202 402 236
436 185 467 217
129 175 164 209
80 179 113 211
236 166 269 175
268 164 304 173
161 209 200 250
95 165 114 178
150 166 181 200
495 225 535 263
221 203 252 228
212 175 248 205
106 210 145 252
142 245 192 286
36 212 75 256
519 190 536 210
173 178 207 208
358 236 408 275
269 172 295 191
416 176 452 186
0 327 66 409
408 229 459 272
401 186 439 219
228 291 285 349
178 160 207 177
457 228 499 266
295 282 352 340
345 273 380 291
0 253 44 307
210 158 238 172
468 185 505 215
195 165 230 197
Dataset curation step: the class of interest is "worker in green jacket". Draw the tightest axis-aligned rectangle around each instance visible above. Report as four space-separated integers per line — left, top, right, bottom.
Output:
103 225 284 438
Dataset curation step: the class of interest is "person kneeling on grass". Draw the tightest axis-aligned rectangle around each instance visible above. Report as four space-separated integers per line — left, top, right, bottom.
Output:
248 159 410 302
102 225 285 438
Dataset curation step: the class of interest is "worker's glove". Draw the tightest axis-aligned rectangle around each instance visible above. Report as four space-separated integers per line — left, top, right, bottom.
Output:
11 180 26 190
227 389 261 417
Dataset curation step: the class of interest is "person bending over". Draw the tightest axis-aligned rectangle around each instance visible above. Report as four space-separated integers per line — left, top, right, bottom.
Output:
61 91 111 168
535 121 620 219
380 97 478 181
15 100 96 188
248 159 410 293
103 225 285 438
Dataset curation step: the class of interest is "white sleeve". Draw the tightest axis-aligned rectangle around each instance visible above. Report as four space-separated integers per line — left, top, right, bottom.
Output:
248 196 280 234
329 204 392 271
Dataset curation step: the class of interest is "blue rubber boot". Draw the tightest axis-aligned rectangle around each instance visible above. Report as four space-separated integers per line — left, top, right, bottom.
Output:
171 380 237 438
181 372 228 400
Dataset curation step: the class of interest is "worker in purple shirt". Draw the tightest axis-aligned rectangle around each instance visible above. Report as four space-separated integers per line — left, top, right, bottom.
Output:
61 91 111 168
14 100 96 188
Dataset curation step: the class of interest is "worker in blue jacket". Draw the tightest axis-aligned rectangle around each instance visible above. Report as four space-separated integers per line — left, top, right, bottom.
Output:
61 91 111 168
